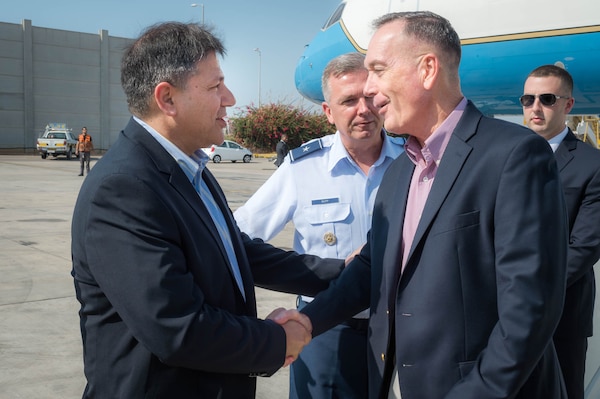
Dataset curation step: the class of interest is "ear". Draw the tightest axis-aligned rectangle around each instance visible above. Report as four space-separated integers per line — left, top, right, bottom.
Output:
322 102 335 124
420 53 438 90
154 82 177 116
564 96 575 114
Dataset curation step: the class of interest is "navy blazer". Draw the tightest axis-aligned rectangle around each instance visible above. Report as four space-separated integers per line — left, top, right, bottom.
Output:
554 129 600 339
303 102 568 399
71 118 344 399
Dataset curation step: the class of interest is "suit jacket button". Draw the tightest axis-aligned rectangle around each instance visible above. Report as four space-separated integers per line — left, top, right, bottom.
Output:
381 353 385 361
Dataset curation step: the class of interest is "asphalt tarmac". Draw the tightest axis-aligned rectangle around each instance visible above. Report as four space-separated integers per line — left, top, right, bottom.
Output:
1 154 600 398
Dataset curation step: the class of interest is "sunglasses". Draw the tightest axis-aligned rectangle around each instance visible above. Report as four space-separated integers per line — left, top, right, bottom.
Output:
519 93 570 107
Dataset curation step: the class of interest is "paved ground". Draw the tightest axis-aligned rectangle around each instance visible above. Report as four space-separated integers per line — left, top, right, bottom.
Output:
2 154 600 398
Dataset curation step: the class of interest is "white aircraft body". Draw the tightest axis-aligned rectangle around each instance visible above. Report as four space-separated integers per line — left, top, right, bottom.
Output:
295 0 600 115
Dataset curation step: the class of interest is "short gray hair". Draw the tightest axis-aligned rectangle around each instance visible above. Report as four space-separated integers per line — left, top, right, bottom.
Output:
321 52 366 103
373 11 461 72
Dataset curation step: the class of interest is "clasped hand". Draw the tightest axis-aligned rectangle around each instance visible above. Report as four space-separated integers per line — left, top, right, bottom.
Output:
267 307 313 367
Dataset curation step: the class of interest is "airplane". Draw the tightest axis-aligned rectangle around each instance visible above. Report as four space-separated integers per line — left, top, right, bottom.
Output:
294 0 600 116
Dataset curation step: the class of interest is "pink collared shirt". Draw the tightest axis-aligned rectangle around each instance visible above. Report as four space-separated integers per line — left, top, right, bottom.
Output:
401 98 468 270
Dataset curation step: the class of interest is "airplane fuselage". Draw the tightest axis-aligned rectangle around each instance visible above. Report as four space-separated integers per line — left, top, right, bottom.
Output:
295 0 600 115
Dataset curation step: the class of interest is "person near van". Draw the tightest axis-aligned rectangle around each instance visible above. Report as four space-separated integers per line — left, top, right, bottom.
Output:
76 127 93 176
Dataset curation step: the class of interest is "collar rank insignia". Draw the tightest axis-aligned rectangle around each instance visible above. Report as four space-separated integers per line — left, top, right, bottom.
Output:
289 139 323 162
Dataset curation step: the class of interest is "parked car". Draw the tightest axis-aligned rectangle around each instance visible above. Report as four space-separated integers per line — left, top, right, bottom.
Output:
203 140 252 163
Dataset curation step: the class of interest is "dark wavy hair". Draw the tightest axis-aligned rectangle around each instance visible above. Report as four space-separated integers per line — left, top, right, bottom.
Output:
121 22 226 116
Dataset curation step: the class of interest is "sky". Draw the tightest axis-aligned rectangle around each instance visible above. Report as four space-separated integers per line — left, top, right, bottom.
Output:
3 0 341 115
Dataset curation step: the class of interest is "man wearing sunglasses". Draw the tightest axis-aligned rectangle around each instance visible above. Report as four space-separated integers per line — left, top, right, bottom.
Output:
523 64 600 399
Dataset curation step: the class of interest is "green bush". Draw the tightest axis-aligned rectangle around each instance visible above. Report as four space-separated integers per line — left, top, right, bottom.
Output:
229 102 336 153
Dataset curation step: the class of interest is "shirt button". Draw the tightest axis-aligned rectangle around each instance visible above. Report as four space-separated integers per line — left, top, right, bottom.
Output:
323 232 337 246
423 176 429 182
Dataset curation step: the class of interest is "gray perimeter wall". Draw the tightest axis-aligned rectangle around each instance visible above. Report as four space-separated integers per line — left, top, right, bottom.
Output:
0 20 134 152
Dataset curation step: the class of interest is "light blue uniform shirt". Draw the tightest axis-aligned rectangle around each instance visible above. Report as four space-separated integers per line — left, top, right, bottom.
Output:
234 131 404 311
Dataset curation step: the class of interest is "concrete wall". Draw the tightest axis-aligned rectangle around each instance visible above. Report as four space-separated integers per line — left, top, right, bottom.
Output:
0 20 134 152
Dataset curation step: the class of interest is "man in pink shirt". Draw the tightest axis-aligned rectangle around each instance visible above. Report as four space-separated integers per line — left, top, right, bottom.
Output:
294 11 568 399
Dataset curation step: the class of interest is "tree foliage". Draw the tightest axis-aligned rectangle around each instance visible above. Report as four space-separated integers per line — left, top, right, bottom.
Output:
229 102 336 153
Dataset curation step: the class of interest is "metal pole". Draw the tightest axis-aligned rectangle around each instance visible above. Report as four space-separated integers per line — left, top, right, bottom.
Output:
190 3 205 24
254 48 262 107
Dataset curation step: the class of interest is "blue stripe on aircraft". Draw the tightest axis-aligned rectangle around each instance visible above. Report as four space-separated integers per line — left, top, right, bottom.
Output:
295 23 600 115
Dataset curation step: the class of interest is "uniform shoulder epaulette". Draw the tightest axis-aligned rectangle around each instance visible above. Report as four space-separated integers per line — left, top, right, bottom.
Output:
289 138 323 162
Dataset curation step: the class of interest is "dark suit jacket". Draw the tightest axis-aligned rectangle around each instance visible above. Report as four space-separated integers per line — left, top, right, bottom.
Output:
71 118 344 399
303 102 568 399
274 140 289 167
554 130 600 339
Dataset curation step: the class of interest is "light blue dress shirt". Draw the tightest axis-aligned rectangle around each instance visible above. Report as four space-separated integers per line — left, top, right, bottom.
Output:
234 131 404 312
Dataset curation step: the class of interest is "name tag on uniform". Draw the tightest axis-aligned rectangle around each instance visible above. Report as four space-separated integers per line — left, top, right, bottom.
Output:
311 197 339 205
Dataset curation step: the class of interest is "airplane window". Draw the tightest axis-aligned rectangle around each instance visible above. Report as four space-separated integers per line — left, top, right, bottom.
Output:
322 2 345 30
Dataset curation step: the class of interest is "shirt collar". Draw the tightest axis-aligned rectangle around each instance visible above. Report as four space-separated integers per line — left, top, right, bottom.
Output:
547 126 569 152
133 116 209 183
327 130 400 172
405 97 467 167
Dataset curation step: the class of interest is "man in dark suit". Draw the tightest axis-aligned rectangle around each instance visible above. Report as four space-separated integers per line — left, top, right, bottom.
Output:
70 22 343 399
274 133 289 167
522 64 600 399
288 12 569 398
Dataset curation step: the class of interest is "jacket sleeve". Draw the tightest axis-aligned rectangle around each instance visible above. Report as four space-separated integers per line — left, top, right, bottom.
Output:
565 164 600 286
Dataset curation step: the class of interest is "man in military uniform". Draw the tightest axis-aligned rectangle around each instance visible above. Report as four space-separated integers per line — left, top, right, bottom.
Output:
234 52 405 399
76 127 94 176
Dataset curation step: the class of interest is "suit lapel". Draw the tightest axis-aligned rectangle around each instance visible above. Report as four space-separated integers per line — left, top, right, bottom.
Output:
202 169 257 309
124 119 218 236
165 160 229 259
554 129 576 172
124 119 253 307
380 156 413 305
407 136 472 263
403 103 479 273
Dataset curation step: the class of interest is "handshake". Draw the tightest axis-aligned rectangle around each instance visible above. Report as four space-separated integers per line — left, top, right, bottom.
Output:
267 308 313 367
